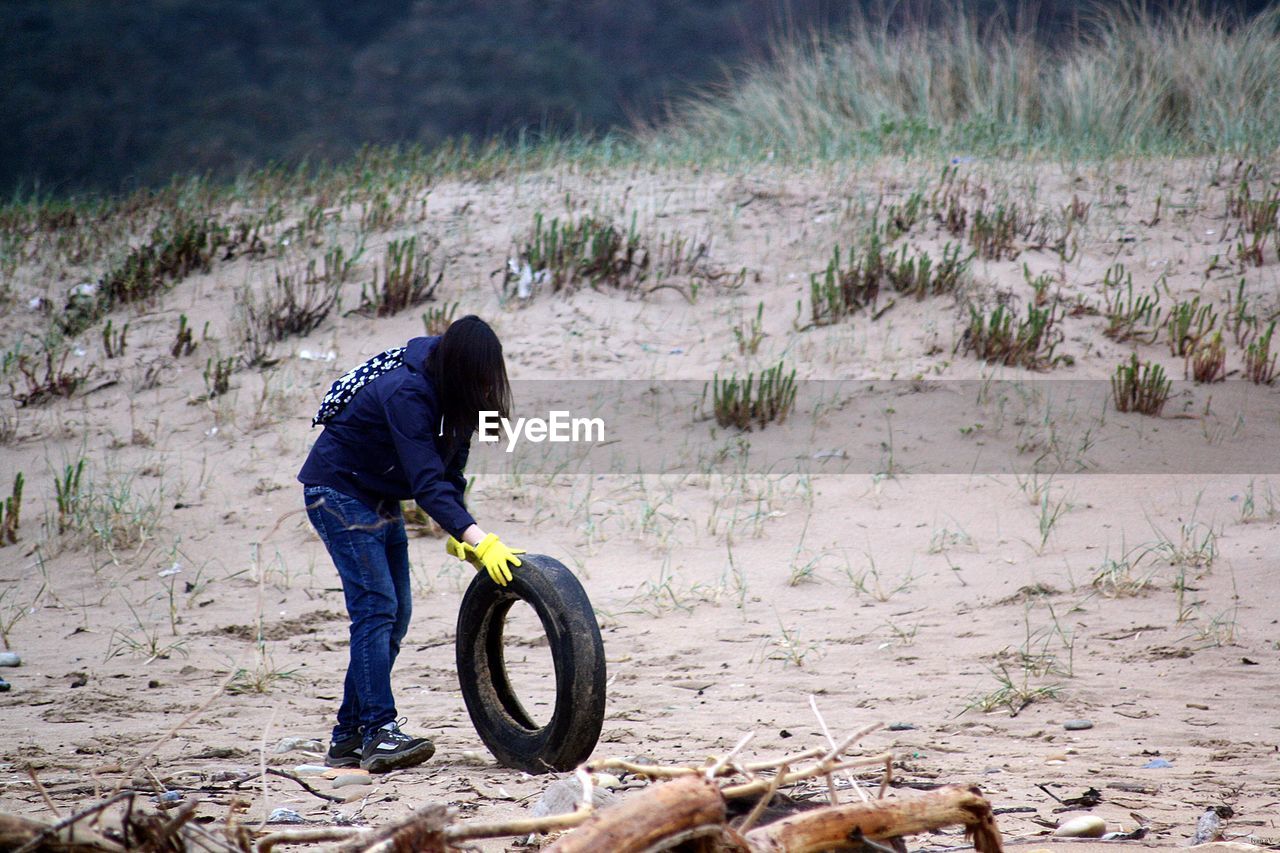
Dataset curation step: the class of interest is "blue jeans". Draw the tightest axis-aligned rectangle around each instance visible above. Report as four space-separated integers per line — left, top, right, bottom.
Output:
304 485 411 743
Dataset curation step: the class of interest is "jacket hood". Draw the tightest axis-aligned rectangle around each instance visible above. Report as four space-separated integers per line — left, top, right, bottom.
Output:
404 336 441 376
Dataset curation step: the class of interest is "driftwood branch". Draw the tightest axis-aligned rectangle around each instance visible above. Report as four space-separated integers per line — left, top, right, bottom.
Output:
256 826 364 852
0 723 1003 853
544 774 726 853
0 812 127 853
743 783 1004 853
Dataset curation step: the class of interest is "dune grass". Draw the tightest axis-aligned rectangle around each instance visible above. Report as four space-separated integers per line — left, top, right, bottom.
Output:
658 3 1280 162
1 3 1277 225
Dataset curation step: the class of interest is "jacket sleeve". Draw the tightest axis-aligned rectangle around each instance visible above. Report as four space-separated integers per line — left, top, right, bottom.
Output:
444 440 471 509
384 385 476 539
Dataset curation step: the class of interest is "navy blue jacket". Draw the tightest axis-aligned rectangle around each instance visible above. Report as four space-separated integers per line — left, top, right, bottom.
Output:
298 336 476 538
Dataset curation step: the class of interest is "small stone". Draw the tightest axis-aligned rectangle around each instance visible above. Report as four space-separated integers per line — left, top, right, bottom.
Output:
0 676 10 692
531 776 619 817
1142 758 1173 769
1053 815 1107 838
332 774 374 789
887 722 917 731
1063 719 1093 731
1192 810 1223 845
593 773 623 790
266 807 307 824
293 764 329 776
274 736 325 755
0 652 21 667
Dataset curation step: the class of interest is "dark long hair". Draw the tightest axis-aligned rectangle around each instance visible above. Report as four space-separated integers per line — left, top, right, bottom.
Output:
426 315 512 446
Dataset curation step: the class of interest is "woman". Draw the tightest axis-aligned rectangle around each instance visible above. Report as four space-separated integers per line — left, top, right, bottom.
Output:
298 315 524 773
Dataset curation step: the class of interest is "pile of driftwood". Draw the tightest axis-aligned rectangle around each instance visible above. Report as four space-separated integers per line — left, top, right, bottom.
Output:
0 723 1003 852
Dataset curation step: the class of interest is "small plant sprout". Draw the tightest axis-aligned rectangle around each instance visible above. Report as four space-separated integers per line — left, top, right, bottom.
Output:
843 548 916 602
1 472 22 546
807 237 887 326
1187 330 1226 383
1244 322 1277 385
101 318 129 359
1111 353 1171 416
0 581 44 649
1102 264 1162 343
422 301 460 336
54 458 85 534
1034 489 1070 554
107 596 190 664
959 300 1065 370
202 356 235 399
767 616 823 668
708 361 797 430
10 342 92 407
357 236 441 316
171 313 197 357
231 543 300 693
964 663 1060 717
969 201 1028 261
1237 478 1278 524
1167 296 1219 357
733 302 766 355
1091 549 1156 598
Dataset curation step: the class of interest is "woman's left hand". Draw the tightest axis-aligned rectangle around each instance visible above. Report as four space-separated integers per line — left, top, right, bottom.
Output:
446 536 484 571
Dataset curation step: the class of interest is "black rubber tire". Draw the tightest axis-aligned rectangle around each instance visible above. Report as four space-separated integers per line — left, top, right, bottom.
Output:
455 554 606 773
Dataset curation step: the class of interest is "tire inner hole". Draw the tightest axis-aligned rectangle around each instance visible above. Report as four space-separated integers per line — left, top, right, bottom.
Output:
501 600 557 729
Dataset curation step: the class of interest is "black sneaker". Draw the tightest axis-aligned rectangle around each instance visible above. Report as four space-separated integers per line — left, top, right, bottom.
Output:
325 734 363 769
360 719 435 773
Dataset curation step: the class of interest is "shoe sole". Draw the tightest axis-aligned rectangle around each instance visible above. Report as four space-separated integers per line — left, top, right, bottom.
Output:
360 741 436 774
325 756 362 769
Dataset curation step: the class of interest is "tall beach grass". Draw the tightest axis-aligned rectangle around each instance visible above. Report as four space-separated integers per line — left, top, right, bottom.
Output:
3 3 1278 219
657 3 1280 160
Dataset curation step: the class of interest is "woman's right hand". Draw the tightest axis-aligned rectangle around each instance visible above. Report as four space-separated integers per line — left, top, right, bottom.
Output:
473 533 525 586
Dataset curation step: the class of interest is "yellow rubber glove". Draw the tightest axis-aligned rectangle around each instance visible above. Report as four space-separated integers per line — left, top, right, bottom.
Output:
473 533 525 586
445 536 483 571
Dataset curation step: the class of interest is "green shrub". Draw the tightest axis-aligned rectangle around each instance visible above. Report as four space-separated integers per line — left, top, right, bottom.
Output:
709 361 797 431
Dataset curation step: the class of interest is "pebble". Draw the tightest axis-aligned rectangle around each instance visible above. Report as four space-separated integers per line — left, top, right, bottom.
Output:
1063 719 1093 731
0 676 9 692
0 652 20 667
274 736 325 755
593 773 623 790
1192 810 1222 845
266 807 306 824
1053 815 1107 838
530 776 619 817
1142 758 1173 769
293 764 329 776
332 774 375 789
887 722 917 731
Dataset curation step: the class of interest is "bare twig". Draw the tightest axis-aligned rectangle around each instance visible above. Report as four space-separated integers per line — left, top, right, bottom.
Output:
257 826 365 852
737 763 788 834
809 694 871 804
230 768 345 804
110 667 239 797
707 732 755 780
723 754 895 800
25 766 63 819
